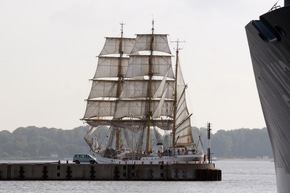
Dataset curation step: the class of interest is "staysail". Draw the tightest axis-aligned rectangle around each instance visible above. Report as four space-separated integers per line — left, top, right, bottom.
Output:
175 56 193 146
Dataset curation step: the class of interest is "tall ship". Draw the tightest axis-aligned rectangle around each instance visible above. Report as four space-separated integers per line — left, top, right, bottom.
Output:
245 1 290 193
82 23 204 164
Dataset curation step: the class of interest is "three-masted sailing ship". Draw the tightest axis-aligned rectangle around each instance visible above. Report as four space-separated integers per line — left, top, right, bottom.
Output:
82 23 204 164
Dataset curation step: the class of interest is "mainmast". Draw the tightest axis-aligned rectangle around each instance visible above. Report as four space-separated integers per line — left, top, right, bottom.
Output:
115 22 125 150
145 20 155 154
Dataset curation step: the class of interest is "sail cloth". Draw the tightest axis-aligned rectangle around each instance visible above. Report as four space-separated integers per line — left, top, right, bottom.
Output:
114 34 176 128
118 79 174 99
175 57 193 145
88 80 118 99
153 71 169 98
125 55 174 78
100 37 135 56
152 88 168 118
83 36 136 126
114 99 173 120
83 33 194 145
98 37 135 79
152 71 171 118
131 34 172 54
84 100 116 118
93 57 129 78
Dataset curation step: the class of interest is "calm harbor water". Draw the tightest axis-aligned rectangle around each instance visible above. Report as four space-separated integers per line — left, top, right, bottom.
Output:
0 160 276 193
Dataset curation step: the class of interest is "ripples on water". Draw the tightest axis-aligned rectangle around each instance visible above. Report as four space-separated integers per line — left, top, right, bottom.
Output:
0 160 276 193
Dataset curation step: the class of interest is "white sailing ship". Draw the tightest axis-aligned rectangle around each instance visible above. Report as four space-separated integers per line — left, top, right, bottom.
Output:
82 22 204 164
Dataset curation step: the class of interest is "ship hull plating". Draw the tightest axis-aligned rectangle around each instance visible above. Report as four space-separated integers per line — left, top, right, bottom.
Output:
246 6 290 193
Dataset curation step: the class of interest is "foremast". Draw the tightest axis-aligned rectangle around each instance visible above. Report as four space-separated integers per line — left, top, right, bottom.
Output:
83 24 135 151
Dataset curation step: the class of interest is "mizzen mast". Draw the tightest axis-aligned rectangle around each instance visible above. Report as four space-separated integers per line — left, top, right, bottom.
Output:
172 39 183 147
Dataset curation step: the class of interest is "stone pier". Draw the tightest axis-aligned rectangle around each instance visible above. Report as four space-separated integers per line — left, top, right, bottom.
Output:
0 162 221 181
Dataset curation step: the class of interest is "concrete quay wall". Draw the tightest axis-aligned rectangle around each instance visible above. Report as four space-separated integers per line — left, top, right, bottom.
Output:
0 162 221 181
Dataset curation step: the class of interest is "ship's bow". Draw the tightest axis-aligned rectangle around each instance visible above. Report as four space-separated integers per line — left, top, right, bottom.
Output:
245 6 290 193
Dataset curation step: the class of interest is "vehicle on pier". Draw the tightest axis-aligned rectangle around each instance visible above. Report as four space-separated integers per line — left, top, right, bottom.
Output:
73 154 97 164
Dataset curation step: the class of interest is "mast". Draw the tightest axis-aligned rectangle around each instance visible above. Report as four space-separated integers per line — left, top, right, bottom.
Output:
113 27 174 153
114 34 174 128
172 40 179 147
172 39 193 147
145 20 155 154
83 24 136 151
115 22 125 150
172 39 184 147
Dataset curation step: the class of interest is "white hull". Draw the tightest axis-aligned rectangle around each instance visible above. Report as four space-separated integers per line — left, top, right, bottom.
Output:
94 153 204 165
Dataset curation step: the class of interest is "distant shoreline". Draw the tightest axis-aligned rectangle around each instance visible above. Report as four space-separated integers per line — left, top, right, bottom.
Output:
214 157 273 161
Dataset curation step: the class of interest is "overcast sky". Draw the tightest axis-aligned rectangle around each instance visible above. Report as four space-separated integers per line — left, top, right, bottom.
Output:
0 0 280 132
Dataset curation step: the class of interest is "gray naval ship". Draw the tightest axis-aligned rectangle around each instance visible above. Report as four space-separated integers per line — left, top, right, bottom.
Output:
245 1 290 193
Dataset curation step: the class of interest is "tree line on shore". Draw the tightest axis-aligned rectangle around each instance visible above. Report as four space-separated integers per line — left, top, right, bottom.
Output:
0 126 273 159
